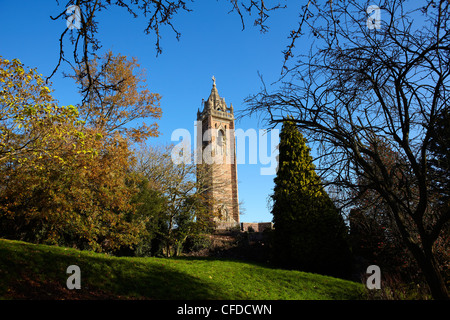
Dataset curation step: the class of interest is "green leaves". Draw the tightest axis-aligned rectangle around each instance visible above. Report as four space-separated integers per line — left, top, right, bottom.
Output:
0 57 84 167
0 57 147 252
271 118 351 277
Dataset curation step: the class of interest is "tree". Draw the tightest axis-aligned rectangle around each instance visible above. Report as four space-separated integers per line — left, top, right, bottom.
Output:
72 50 162 143
244 0 450 299
349 139 425 284
0 54 162 253
427 106 449 211
120 175 166 257
0 126 146 252
133 144 214 257
426 106 450 290
271 118 351 277
0 57 80 166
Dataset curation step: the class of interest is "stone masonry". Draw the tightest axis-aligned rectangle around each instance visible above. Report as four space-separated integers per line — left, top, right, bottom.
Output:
197 77 240 229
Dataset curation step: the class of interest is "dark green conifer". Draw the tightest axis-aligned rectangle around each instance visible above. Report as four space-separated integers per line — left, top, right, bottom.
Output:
271 118 351 277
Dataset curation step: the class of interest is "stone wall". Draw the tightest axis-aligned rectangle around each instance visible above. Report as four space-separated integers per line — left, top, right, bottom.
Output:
240 222 273 233
215 221 240 231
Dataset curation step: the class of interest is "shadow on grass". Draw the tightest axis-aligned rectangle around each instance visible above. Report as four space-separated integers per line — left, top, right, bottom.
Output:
0 239 365 300
0 240 234 300
92 258 236 299
170 256 365 300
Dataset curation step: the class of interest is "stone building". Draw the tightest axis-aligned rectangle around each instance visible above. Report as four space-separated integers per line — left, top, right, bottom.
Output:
196 77 240 230
240 222 273 233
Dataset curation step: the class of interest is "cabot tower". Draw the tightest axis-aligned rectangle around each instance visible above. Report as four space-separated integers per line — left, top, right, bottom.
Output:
196 77 239 229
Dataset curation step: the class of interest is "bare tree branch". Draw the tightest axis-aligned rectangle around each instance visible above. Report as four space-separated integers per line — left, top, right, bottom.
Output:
242 0 450 299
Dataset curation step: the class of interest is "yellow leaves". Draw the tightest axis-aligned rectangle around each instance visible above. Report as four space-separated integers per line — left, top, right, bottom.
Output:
40 86 51 94
1 55 149 251
39 86 53 103
0 57 88 167
76 131 86 139
15 65 24 75
74 50 161 143
66 104 79 117
52 154 66 164
35 77 44 86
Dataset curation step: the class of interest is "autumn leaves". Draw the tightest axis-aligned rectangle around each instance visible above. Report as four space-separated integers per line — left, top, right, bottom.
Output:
0 52 161 252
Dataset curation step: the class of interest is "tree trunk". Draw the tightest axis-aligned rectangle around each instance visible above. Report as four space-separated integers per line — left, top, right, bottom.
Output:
390 203 448 299
418 246 449 300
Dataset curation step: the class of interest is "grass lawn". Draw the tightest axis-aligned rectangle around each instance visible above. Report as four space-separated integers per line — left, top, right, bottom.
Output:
0 238 366 300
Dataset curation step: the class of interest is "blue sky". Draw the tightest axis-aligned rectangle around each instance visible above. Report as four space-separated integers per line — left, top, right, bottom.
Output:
0 0 305 223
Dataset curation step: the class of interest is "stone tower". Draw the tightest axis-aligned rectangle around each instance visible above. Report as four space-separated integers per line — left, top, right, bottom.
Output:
196 77 239 229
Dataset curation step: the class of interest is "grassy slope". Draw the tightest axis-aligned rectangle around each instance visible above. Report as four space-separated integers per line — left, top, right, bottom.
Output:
0 238 365 300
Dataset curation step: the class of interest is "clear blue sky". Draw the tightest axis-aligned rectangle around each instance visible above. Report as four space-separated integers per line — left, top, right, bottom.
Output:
0 0 305 223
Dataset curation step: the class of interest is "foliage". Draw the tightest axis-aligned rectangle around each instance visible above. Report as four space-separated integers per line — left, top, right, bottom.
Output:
426 106 450 288
349 136 449 296
0 54 162 253
73 50 162 143
349 138 414 269
0 57 81 166
121 176 166 257
271 118 351 278
133 145 214 257
427 106 450 214
0 54 213 257
0 128 145 252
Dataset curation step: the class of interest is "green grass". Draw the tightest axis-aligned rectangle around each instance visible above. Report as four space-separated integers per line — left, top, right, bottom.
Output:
0 238 365 300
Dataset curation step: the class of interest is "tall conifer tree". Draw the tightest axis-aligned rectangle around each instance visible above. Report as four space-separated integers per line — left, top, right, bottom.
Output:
271 118 351 277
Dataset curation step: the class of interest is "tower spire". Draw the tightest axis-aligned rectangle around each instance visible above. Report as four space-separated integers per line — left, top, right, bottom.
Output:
210 75 219 98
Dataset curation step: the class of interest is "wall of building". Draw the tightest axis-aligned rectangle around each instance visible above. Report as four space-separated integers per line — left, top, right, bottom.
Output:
241 222 273 233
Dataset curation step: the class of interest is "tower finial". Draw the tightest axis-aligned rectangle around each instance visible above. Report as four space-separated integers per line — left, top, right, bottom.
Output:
212 75 216 87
